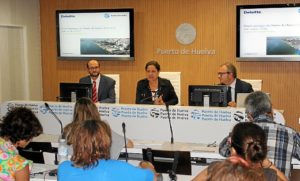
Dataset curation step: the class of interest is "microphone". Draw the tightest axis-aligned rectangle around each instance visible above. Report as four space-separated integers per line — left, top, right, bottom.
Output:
122 122 128 162
140 95 154 103
140 88 162 103
169 151 179 181
166 104 174 144
44 103 64 136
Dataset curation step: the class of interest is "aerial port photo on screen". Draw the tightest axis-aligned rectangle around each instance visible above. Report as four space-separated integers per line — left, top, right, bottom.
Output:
80 38 130 55
266 36 300 55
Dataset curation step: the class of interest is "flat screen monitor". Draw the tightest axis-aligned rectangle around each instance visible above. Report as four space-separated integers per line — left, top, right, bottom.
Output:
142 148 191 175
237 4 300 61
59 83 92 102
188 85 228 107
56 8 134 60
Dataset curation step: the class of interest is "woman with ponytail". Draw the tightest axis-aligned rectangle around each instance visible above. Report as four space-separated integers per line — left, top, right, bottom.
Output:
192 122 287 181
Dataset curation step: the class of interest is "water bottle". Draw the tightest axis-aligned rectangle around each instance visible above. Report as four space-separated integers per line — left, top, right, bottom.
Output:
71 91 77 102
58 138 68 163
203 95 210 107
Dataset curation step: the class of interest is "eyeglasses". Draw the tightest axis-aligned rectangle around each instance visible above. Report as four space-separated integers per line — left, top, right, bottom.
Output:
217 72 230 76
88 66 99 70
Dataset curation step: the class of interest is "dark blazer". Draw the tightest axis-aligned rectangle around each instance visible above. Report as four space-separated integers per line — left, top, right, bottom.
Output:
79 74 116 103
135 77 178 105
234 78 254 101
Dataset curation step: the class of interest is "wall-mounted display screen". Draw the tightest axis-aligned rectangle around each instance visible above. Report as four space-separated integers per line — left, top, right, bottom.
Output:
237 4 300 61
56 9 134 60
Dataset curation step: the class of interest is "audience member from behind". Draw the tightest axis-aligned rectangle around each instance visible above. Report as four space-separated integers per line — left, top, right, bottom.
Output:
217 62 253 107
0 107 43 181
219 91 300 179
136 60 178 105
63 97 132 159
198 159 266 181
58 120 154 181
79 59 116 103
193 122 287 181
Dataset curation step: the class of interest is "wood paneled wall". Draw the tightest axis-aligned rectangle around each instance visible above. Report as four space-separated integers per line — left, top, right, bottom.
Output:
40 0 300 131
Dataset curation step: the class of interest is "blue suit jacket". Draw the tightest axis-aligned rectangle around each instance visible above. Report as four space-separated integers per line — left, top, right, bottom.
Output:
79 74 116 103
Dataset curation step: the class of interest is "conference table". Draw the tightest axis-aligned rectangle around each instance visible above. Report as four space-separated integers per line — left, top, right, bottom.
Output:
0 101 298 180
0 100 285 144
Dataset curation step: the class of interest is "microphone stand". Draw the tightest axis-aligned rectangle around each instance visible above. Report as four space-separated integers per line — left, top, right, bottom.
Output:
169 151 179 181
122 122 128 162
44 103 64 136
44 102 64 165
166 104 174 144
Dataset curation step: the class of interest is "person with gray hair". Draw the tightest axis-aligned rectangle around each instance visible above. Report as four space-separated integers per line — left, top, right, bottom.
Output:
219 91 300 179
244 91 273 119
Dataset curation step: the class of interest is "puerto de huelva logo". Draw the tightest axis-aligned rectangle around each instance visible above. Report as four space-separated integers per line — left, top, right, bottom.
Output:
150 108 160 118
111 107 121 117
191 110 201 120
104 13 110 18
39 105 48 114
233 111 245 122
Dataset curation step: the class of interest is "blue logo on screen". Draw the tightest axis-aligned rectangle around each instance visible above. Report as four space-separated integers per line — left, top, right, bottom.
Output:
104 13 110 18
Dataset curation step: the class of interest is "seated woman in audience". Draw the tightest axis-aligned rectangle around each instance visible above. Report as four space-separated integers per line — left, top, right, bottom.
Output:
0 107 43 181
63 97 133 159
135 60 178 105
204 159 265 181
58 119 154 181
192 122 287 181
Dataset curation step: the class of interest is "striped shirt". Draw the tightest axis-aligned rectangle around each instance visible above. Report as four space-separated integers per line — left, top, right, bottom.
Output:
255 120 300 179
219 119 300 179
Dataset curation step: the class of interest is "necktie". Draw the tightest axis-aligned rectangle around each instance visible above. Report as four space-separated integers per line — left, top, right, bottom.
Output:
92 81 97 103
227 86 232 103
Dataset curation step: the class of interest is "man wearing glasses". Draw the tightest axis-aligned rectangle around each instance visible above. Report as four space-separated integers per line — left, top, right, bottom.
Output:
218 62 253 107
79 59 116 103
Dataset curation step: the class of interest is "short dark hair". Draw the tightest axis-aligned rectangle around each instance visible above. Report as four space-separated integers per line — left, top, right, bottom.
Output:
231 122 267 163
71 119 111 169
0 107 43 144
86 59 100 68
145 60 160 71
244 91 272 119
220 62 237 78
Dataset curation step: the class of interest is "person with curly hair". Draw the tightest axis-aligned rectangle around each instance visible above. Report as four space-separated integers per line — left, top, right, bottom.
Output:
58 119 154 181
0 107 43 181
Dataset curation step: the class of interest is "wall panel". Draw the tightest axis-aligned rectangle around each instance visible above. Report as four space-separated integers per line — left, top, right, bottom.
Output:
40 0 300 131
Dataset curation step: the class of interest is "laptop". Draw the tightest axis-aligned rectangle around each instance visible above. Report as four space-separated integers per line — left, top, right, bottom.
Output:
236 93 251 108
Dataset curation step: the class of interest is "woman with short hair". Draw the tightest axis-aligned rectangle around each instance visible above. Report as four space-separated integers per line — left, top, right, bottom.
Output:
135 60 178 105
0 107 43 181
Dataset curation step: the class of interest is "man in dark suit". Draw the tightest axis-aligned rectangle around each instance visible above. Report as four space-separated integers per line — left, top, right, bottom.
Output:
79 60 116 103
218 62 253 107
